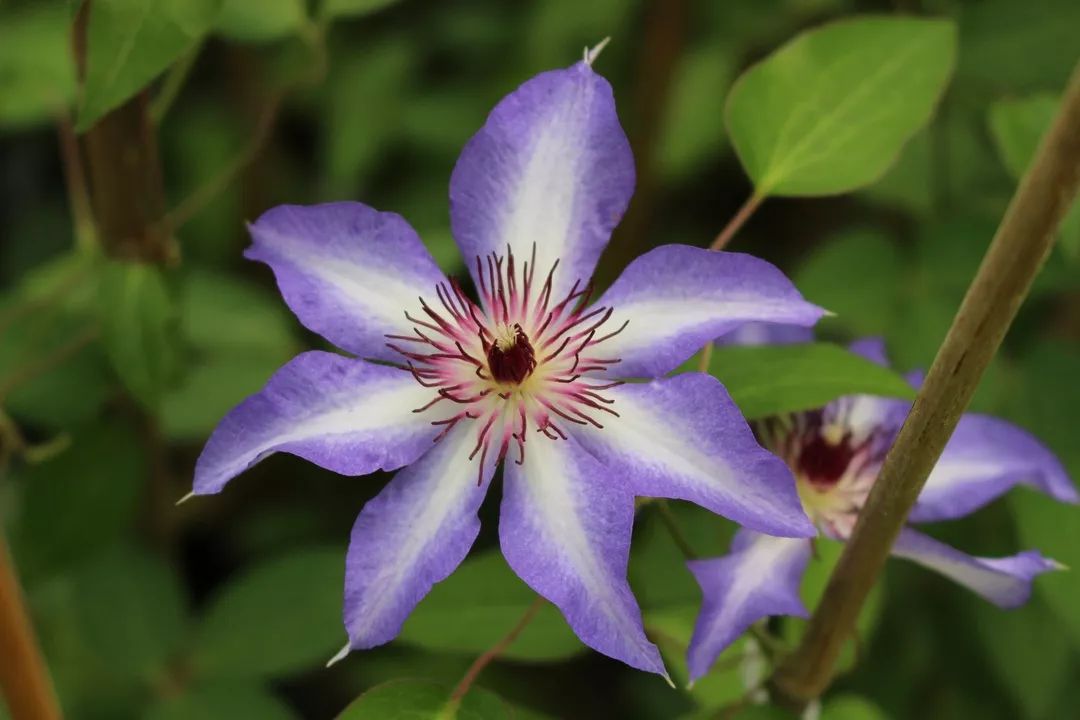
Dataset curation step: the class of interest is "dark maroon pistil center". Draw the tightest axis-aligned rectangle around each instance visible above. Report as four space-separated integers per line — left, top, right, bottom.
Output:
486 324 537 385
798 434 855 487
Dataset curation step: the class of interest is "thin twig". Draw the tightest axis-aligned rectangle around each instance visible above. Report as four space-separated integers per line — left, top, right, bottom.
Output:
696 340 714 373
768 58 1080 711
0 532 62 720
0 326 100 403
443 597 546 711
696 192 768 373
56 112 96 252
710 192 765 251
0 266 88 338
151 42 202 125
162 90 285 231
162 20 328 234
656 500 698 560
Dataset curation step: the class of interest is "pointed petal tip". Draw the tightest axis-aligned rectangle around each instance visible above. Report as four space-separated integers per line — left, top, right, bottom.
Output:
326 642 351 668
760 512 818 539
584 37 611 66
662 671 675 689
175 491 196 507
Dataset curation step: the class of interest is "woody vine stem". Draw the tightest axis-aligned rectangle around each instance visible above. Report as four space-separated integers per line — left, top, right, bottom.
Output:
768 57 1080 711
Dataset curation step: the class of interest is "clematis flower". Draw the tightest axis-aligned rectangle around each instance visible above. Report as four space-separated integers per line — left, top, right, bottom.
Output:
685 333 1078 681
190 46 825 676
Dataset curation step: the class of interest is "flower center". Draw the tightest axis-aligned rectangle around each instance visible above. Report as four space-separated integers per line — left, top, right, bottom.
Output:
485 323 536 385
797 424 854 489
755 408 886 538
386 244 628 482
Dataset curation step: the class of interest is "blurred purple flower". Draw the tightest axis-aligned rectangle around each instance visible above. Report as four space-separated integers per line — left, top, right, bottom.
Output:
189 46 825 676
685 336 1078 682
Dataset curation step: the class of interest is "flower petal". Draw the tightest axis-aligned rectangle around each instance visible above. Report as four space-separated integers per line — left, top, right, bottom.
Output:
595 246 824 378
194 352 437 495
890 527 1061 609
848 337 889 366
575 373 816 538
715 321 814 347
449 61 633 298
686 530 811 682
247 203 446 359
909 413 1077 523
343 422 495 649
499 434 666 675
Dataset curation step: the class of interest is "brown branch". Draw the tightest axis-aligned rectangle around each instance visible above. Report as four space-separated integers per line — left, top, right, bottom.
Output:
444 597 546 709
0 532 62 720
75 1 173 264
768 58 1080 711
710 192 765 251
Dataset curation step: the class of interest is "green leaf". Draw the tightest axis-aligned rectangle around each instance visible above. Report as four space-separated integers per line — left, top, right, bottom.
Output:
0 304 110 427
988 94 1080 261
399 551 583 661
976 596 1071 720
1010 345 1080 648
336 680 510 720
658 41 734 181
859 128 934 217
320 0 401 21
191 547 346 679
820 694 889 720
630 503 736 610
160 268 296 439
988 94 1058 178
98 261 183 410
215 0 306 43
794 230 902 337
160 354 281 439
726 16 956 196
706 343 915 420
644 604 747 708
71 545 188 680
12 422 143 582
0 2 76 127
323 37 415 193
77 0 223 131
0 259 111 428
28 574 145 716
179 268 296 358
956 0 1080 93
145 683 298 720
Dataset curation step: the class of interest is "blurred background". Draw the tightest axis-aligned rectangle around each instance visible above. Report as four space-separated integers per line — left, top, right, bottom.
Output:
1 0 1078 718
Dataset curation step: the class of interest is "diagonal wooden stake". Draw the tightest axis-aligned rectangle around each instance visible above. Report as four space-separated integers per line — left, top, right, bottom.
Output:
0 533 62 720
768 57 1080 711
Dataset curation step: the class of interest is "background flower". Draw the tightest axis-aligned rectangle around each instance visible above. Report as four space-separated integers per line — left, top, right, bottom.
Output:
686 334 1077 681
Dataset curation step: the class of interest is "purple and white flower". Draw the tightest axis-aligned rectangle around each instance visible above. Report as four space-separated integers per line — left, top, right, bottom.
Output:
685 333 1078 681
190 48 826 677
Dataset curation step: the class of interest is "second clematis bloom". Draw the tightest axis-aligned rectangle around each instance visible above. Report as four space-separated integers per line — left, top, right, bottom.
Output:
190 48 825 676
686 331 1078 682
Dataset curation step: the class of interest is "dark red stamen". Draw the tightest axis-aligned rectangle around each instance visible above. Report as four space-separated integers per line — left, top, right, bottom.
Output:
798 433 856 487
486 324 537 385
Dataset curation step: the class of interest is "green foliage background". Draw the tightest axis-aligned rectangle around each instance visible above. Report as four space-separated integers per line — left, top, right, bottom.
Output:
1 0 1078 718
